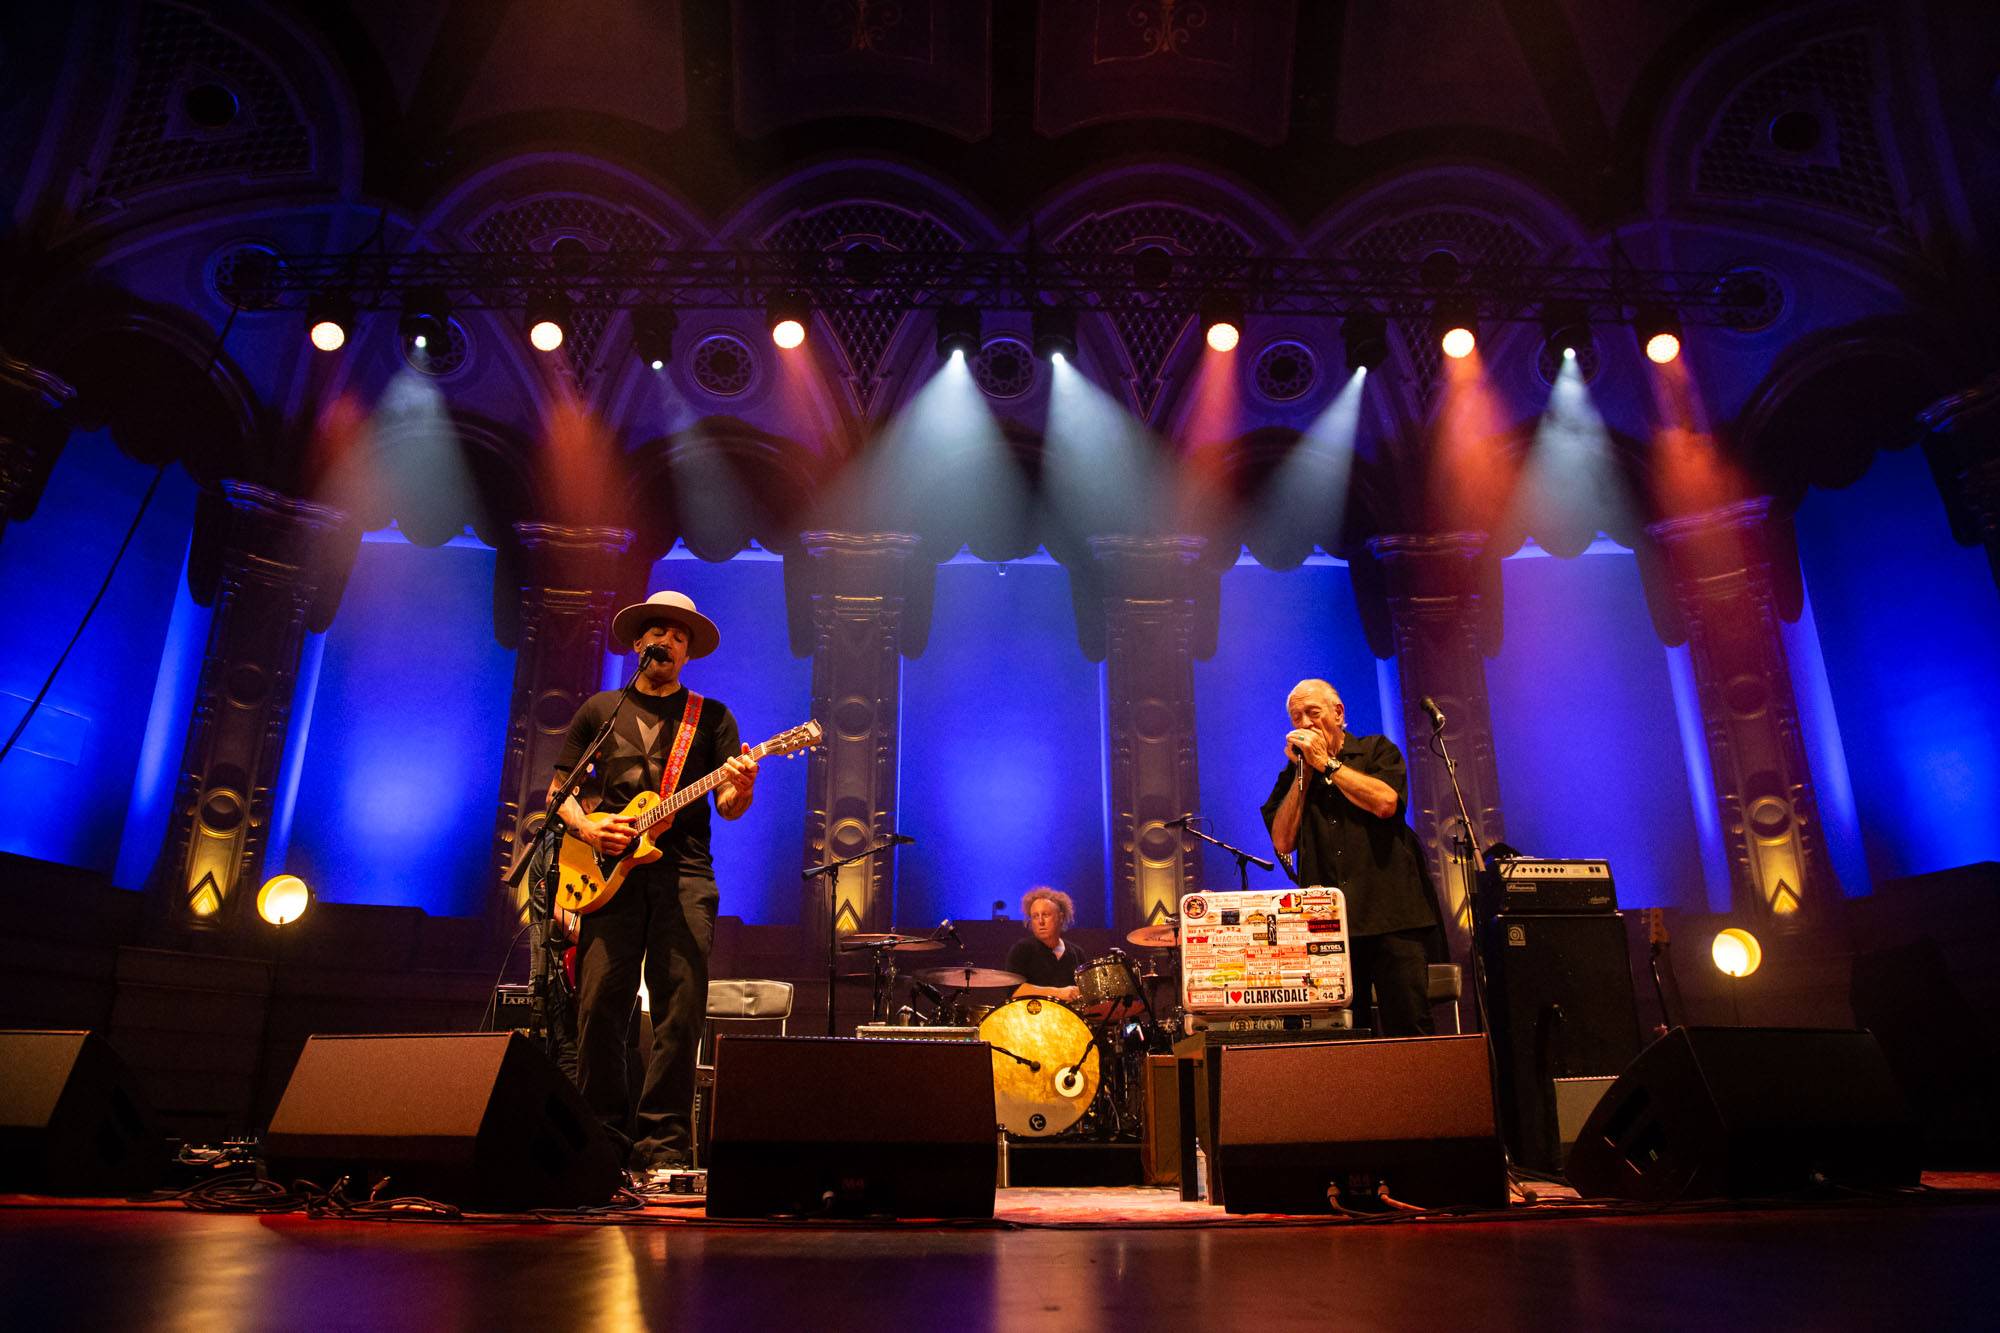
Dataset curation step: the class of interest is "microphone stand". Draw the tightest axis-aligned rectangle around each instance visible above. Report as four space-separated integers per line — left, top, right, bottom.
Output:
505 658 649 1054
1175 817 1275 892
803 836 911 1036
1425 709 1518 1179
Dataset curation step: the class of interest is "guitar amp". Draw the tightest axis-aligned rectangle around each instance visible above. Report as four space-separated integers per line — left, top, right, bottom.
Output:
1479 858 1618 917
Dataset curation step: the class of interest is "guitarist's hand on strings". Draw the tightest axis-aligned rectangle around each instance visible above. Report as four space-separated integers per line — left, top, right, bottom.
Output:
717 745 760 819
580 812 638 856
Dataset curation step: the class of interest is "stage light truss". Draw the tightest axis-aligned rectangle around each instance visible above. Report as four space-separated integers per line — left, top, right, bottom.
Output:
255 249 1761 325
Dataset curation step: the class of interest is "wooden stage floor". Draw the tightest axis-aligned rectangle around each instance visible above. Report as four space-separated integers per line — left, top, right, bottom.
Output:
5 1180 1997 1330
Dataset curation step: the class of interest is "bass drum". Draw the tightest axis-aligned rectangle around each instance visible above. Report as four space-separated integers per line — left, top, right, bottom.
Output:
977 998 1101 1137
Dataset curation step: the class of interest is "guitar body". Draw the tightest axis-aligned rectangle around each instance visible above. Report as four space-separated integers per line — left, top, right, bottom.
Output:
555 791 666 915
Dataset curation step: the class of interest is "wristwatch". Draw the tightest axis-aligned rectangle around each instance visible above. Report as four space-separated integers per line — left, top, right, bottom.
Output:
1323 757 1343 781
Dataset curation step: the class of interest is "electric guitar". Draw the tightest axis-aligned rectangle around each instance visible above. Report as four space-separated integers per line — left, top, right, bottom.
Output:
554 719 822 915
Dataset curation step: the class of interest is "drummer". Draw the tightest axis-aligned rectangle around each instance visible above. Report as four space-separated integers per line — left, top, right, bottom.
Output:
1005 887 1083 1003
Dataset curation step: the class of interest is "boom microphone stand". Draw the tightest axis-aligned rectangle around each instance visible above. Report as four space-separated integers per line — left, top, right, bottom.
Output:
506 658 650 1056
803 833 916 1036
1171 815 1276 892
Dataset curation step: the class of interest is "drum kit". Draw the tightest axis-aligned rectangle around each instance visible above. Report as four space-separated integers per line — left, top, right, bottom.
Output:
841 918 1184 1140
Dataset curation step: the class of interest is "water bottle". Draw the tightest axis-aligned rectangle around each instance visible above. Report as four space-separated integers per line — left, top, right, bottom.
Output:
1194 1136 1209 1201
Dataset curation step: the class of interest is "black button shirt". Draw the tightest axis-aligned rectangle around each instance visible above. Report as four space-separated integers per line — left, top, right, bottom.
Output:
1005 937 1080 990
1260 732 1441 939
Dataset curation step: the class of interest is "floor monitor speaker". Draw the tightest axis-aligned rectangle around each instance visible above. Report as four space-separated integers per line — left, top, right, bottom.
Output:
0 1030 166 1195
1566 1027 1920 1201
706 1035 996 1218
1212 1035 1507 1213
265 1032 622 1209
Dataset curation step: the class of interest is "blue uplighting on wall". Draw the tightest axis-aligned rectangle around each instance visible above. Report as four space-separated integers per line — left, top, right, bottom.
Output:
0 430 197 875
900 559 1104 928
280 535 513 915
1196 559 1380 889
647 548 813 925
1792 447 2000 883
1488 547 1705 911
115 537 213 890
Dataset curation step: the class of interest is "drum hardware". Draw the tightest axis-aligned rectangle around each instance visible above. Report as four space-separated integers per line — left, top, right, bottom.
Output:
1125 920 1180 950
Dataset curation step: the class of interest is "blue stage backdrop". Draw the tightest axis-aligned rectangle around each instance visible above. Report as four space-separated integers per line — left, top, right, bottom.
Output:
1195 559 1381 893
899 558 1106 929
279 534 513 916
642 549 813 926
0 430 198 876
1792 446 2000 884
1487 546 1706 912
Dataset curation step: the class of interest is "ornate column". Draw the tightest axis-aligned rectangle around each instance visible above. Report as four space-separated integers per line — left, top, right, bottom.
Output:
490 522 634 935
1088 534 1208 935
794 531 922 938
1921 374 2000 591
1364 532 1505 954
0 349 76 541
158 481 353 929
1647 498 1836 926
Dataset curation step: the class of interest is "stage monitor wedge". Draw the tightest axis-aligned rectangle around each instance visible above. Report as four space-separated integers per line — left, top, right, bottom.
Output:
1212 1035 1507 1213
1566 1026 1920 1201
707 1035 996 1219
0 1030 166 1196
265 1032 622 1210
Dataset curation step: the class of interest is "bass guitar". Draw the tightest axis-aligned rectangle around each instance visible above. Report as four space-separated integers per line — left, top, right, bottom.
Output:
554 719 822 915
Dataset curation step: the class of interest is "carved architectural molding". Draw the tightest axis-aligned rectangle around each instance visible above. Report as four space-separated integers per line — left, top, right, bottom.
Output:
0 350 77 541
1088 534 1208 933
491 523 635 935
158 481 351 929
1921 373 2000 591
795 530 923 937
1364 532 1503 957
1647 498 1835 928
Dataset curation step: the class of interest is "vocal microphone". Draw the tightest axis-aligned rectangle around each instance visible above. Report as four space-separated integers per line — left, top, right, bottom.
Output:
884 832 917 846
639 643 672 664
1420 696 1447 730
1165 814 1196 830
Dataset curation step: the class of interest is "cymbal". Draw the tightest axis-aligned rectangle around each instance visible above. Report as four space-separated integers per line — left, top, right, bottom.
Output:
914 965 1025 990
1125 922 1179 949
839 932 946 952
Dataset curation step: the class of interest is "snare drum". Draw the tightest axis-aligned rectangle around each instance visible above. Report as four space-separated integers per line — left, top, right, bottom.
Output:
977 998 1101 1137
1074 951 1145 1021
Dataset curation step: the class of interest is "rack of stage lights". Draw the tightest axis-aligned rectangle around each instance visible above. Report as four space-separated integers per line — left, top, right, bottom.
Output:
249 248 1762 321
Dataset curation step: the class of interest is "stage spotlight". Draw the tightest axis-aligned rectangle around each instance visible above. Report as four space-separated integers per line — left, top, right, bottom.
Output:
525 293 570 353
1200 292 1244 353
1033 306 1078 362
1541 303 1590 363
1341 312 1389 373
257 874 313 927
935 304 981 360
1638 307 1683 364
767 292 810 350
399 287 452 354
1432 300 1477 359
632 307 678 371
307 291 354 353
1711 927 1762 979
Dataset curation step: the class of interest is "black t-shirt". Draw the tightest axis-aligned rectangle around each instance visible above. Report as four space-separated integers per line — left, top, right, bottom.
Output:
1006 937 1080 990
553 685 741 876
1260 732 1441 939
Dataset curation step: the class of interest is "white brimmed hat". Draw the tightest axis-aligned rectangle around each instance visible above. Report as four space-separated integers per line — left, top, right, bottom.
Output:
610 590 720 658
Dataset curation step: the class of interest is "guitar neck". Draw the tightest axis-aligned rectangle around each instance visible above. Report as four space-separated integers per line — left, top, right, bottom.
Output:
634 740 774 833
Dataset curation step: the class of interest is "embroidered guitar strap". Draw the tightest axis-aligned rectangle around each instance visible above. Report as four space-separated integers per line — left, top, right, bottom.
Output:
653 691 705 828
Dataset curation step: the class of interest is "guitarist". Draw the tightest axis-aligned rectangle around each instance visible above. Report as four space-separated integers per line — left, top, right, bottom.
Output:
548 589 760 1173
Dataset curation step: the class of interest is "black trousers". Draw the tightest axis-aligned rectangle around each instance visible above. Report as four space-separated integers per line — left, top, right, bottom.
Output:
1351 927 1435 1037
574 861 718 1165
